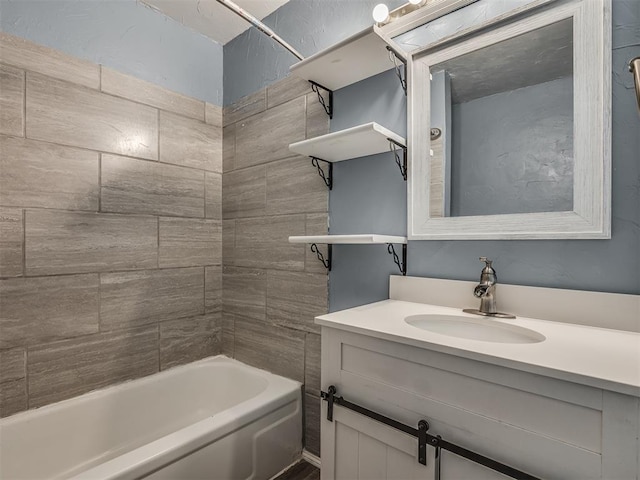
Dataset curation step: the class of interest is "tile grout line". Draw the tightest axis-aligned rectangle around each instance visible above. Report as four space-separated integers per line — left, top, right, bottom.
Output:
157 320 161 373
98 153 102 212
97 272 102 333
21 209 26 276
156 109 160 162
22 69 26 138
157 217 160 269
1 264 218 281
24 347 30 410
7 203 218 220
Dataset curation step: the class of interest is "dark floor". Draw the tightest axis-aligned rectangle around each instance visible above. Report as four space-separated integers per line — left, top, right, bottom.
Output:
273 460 320 480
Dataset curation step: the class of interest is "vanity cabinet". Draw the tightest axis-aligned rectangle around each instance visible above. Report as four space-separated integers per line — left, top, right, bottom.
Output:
320 327 640 480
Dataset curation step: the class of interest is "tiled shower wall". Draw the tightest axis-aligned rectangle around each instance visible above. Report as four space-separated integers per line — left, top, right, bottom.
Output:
222 75 330 456
0 33 223 417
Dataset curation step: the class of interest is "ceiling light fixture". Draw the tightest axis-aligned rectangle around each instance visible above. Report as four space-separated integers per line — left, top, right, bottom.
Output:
372 3 390 23
373 0 428 26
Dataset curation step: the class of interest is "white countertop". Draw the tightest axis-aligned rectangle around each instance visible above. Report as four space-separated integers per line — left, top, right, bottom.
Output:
316 300 640 397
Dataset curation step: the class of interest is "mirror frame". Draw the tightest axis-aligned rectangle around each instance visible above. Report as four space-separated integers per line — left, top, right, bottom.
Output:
407 0 611 240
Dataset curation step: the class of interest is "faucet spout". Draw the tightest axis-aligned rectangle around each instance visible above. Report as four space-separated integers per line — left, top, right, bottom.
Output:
474 284 490 298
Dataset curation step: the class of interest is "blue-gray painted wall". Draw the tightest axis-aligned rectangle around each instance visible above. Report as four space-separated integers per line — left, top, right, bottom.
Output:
224 0 640 312
223 0 404 106
0 0 224 105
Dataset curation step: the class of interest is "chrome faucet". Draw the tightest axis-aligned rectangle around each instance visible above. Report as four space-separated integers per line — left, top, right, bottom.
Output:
463 257 515 319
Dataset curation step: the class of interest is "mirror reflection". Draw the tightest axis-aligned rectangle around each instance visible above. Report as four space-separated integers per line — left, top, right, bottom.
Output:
429 18 574 218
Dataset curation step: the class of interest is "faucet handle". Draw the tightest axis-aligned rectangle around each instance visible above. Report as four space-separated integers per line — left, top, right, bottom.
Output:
478 257 496 282
479 257 493 268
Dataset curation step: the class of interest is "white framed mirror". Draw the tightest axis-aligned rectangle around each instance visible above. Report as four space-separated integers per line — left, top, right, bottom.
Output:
407 0 611 240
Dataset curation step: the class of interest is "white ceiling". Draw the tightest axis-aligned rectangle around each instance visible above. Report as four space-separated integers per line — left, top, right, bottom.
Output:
141 0 291 45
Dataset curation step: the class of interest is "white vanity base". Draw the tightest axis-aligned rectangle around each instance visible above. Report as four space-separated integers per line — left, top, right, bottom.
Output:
318 276 640 480
320 327 639 480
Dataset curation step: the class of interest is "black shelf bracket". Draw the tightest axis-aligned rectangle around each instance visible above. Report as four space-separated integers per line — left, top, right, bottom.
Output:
387 243 407 276
311 157 333 190
388 138 407 181
309 80 333 119
321 386 541 480
310 243 332 271
386 46 407 95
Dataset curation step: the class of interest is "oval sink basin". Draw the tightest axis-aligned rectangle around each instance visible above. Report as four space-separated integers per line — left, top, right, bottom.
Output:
405 314 545 344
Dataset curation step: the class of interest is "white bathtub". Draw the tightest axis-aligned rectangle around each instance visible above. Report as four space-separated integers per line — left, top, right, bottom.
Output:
0 356 302 480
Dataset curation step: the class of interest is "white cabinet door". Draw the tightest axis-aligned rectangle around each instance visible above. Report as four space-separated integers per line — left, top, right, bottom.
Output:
321 401 518 480
321 401 515 480
321 402 433 480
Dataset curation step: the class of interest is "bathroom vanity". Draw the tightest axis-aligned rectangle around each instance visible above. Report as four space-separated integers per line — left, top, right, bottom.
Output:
317 276 640 479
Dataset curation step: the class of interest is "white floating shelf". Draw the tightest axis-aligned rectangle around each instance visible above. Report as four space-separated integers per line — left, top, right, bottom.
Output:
289 122 405 163
290 27 395 91
289 234 407 245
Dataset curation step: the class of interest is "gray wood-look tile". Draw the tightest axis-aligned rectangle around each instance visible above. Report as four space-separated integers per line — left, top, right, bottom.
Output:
305 333 321 397
223 124 235 173
0 348 25 383
159 111 221 172
222 266 266 321
306 92 330 139
0 207 23 277
205 172 222 220
0 135 99 211
267 75 312 109
160 314 221 370
158 217 221 268
223 219 236 266
305 214 329 274
205 266 222 314
223 88 266 126
26 72 158 160
0 64 24 137
25 210 158 275
0 348 27 416
234 215 306 270
234 317 305 382
101 154 205 218
267 270 327 334
0 33 100 89
205 102 222 127
100 267 205 330
28 325 159 408
222 166 266 219
101 67 205 121
0 378 27 417
304 392 321 456
266 156 328 216
235 97 306 169
0 274 99 348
